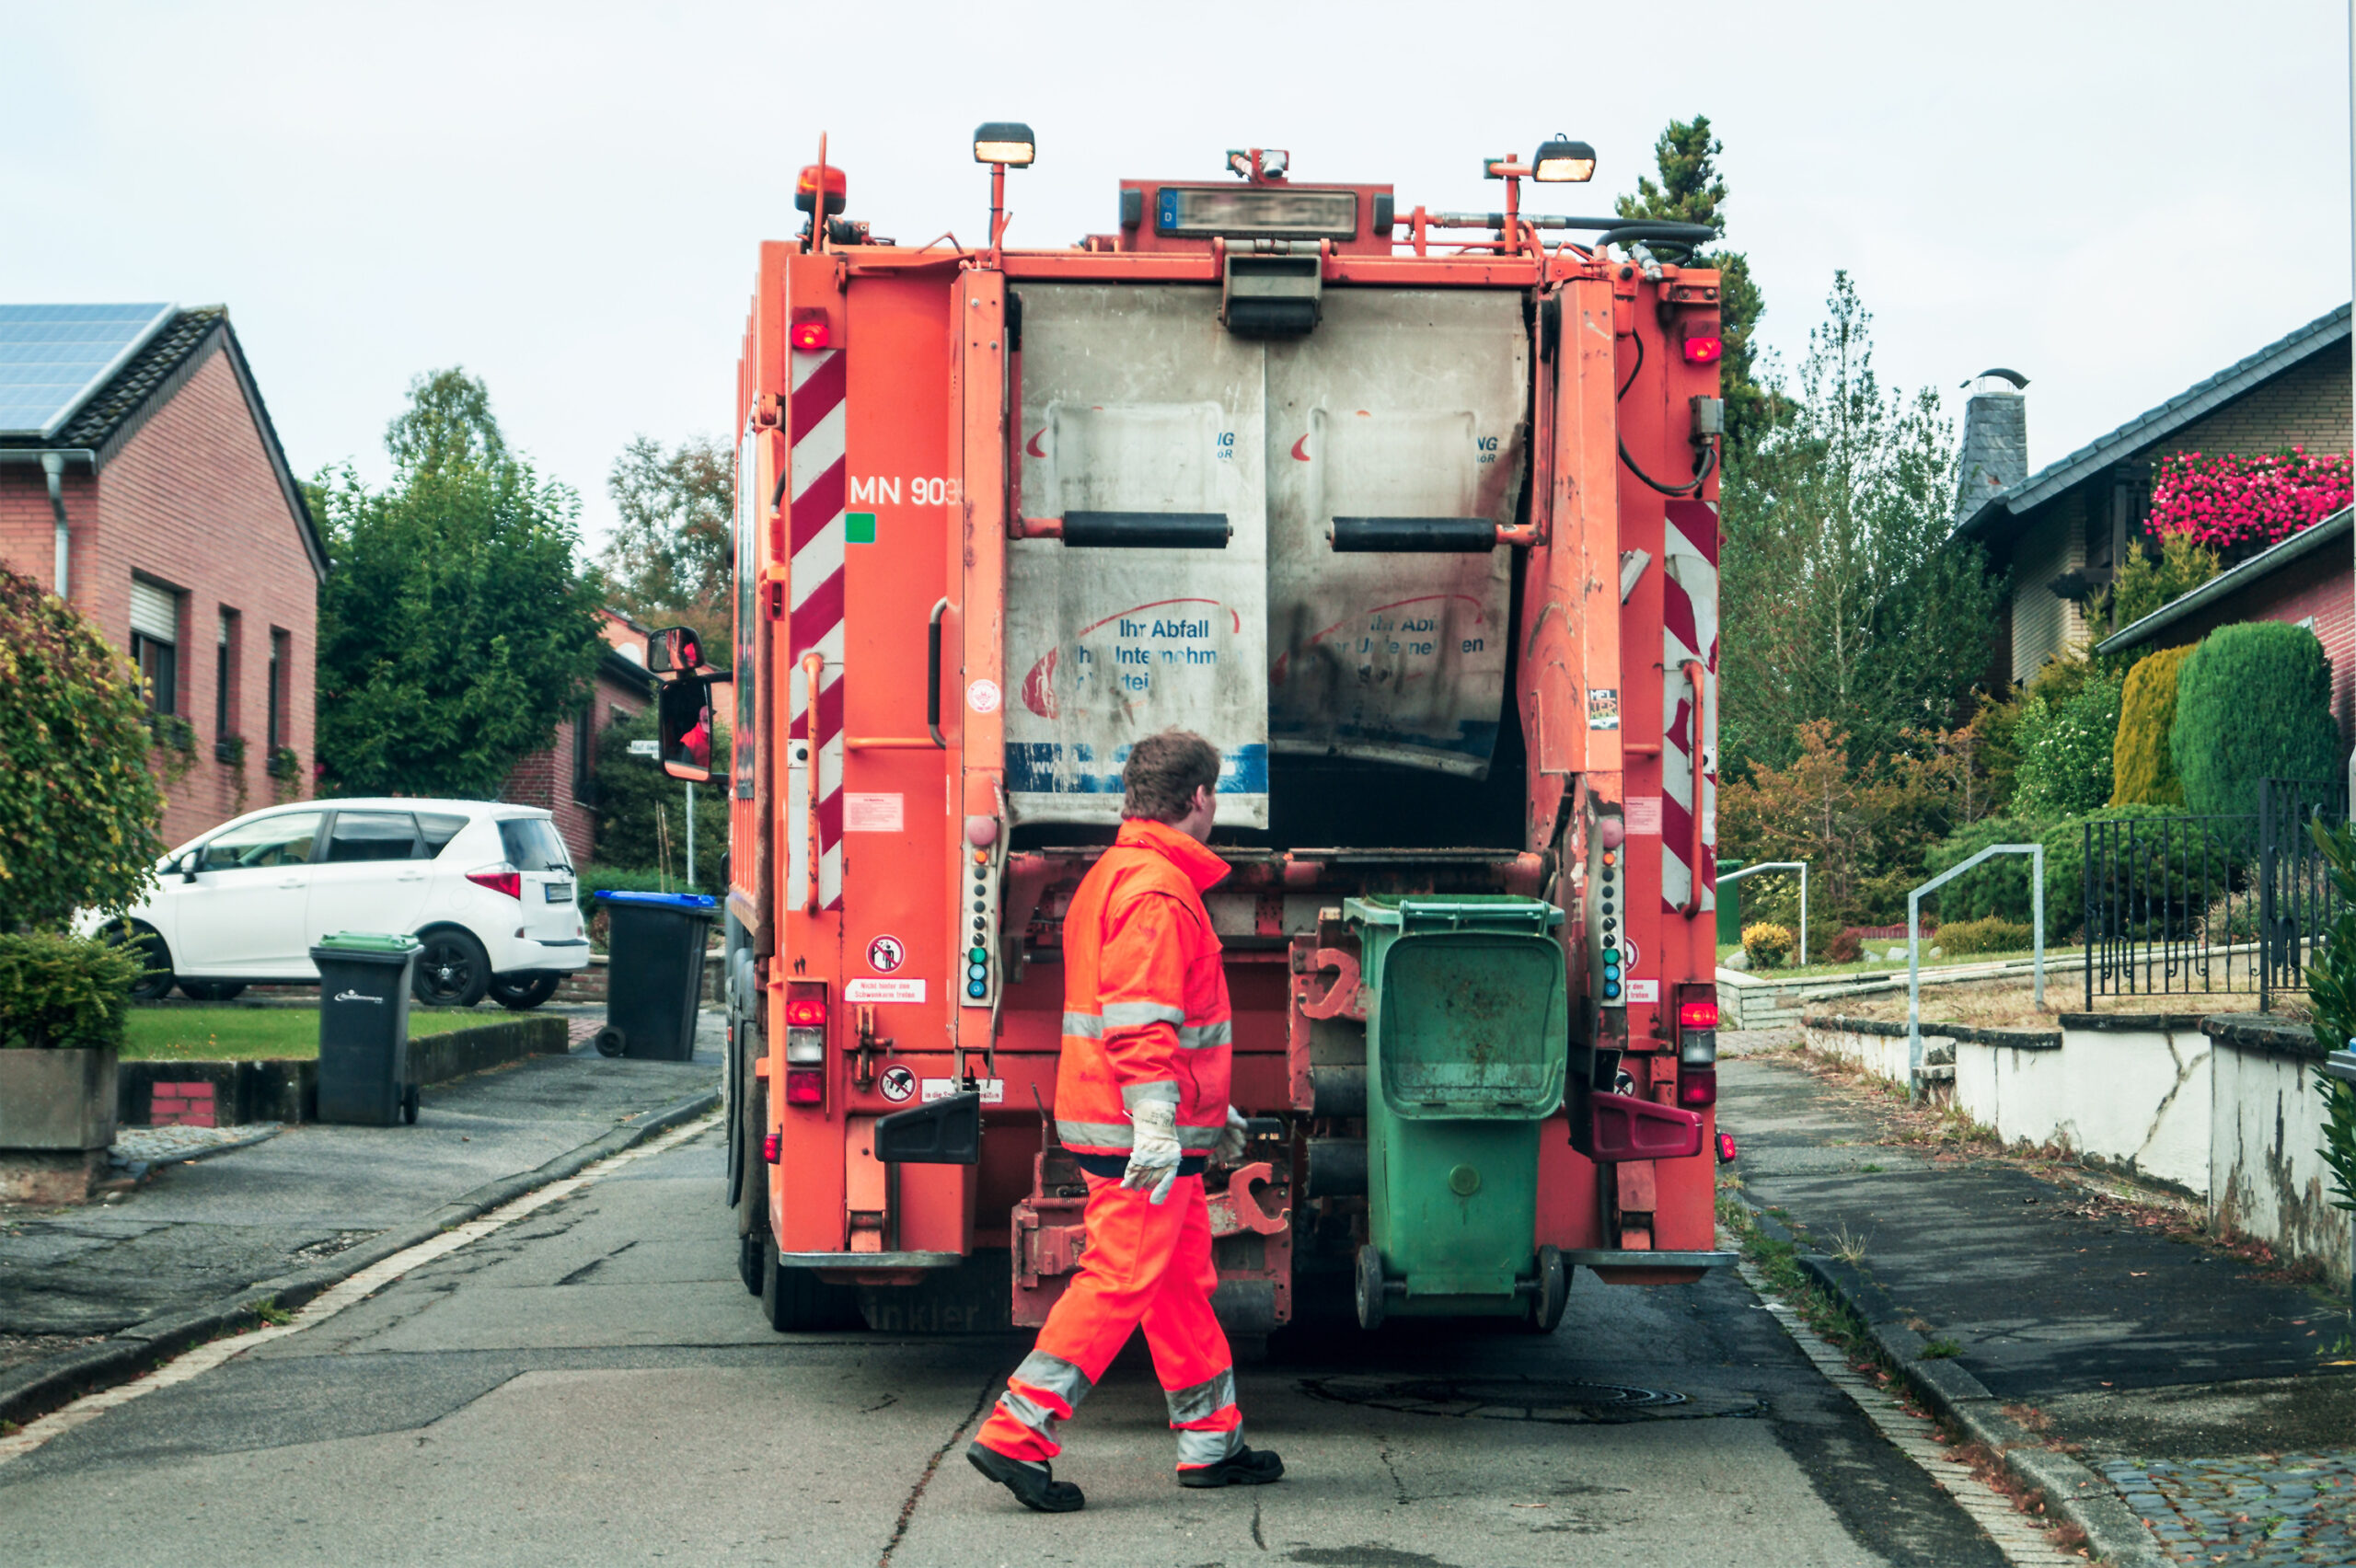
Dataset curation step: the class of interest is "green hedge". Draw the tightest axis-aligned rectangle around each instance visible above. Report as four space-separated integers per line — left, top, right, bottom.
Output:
1938 916 2034 955
2111 645 2197 807
2172 621 2340 819
0 932 142 1050
1927 804 2213 939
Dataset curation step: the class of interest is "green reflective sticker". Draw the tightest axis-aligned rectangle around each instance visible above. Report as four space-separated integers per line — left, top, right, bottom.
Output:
847 512 877 544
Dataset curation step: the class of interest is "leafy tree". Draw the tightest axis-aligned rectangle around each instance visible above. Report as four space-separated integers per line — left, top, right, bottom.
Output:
1717 720 1966 924
2096 532 2218 640
0 570 167 931
592 706 729 886
1717 273 2003 777
313 370 609 800
601 434 734 651
1614 114 1774 451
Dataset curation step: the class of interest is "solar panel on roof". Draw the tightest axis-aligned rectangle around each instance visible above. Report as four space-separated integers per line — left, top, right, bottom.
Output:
0 303 175 439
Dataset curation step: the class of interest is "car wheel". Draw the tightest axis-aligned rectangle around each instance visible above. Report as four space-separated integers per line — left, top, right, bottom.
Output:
121 928 177 1003
177 981 248 1002
489 973 560 1010
412 929 491 1009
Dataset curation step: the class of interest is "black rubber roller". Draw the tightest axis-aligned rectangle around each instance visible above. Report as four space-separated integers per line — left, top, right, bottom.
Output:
1060 512 1230 548
1329 516 1497 552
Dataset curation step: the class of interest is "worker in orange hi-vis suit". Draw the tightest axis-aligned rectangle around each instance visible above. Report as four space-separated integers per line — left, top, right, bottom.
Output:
968 732 1285 1514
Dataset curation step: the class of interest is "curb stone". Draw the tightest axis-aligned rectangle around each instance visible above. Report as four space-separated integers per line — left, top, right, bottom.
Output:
1738 1195 2172 1568
0 1088 720 1434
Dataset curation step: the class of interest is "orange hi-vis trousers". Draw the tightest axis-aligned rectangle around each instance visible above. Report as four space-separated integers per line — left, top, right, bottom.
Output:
976 1171 1244 1471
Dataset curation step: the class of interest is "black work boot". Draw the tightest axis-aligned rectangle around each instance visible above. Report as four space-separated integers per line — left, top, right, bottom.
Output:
1178 1445 1286 1488
967 1441 1086 1513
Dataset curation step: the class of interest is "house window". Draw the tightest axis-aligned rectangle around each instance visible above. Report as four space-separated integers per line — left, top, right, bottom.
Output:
572 705 596 801
215 609 240 739
129 579 180 717
267 629 288 751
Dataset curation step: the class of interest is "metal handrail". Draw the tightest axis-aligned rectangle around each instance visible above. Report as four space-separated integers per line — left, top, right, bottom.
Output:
1907 845 2044 1098
1718 860 1808 966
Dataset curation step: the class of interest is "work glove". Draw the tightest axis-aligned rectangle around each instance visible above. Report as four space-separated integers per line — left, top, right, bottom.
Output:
1213 1105 1249 1166
1121 1098 1184 1205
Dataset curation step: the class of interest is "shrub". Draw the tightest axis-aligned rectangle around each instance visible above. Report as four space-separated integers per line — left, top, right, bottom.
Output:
1741 923 1793 969
0 932 141 1050
2171 621 2341 820
2043 803 2235 940
2294 819 2356 1223
593 707 729 888
2110 645 2197 807
1937 916 2034 955
2098 533 2218 638
1926 817 2044 922
2014 665 2122 820
0 569 168 932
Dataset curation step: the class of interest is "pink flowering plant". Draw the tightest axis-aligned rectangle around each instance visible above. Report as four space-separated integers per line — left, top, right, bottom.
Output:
2149 447 2352 553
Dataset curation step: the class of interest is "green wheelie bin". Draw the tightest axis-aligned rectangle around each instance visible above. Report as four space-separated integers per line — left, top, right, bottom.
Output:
1345 896 1570 1332
312 932 422 1126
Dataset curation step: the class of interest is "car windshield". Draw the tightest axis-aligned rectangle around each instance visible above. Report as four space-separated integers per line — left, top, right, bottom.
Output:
497 817 572 873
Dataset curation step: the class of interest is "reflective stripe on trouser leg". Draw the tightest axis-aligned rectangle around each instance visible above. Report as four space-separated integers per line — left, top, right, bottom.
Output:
1166 1366 1243 1469
974 1349 1093 1463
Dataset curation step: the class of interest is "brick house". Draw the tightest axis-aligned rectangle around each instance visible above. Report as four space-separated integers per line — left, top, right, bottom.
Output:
498 608 656 867
1950 304 2351 685
0 305 325 847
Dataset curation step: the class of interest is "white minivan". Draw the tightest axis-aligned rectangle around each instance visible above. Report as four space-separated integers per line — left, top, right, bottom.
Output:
87 799 591 1009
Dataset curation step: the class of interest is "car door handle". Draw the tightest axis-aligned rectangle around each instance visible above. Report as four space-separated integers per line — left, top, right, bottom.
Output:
278 877 304 888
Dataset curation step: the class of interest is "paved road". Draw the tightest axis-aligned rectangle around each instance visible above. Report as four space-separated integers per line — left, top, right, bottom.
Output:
0 1124 2015 1567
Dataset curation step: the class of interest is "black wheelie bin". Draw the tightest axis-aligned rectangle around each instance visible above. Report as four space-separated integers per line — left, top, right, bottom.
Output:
592 891 717 1061
312 932 422 1125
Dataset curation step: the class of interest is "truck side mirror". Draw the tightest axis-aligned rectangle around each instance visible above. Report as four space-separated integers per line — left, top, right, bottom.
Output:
646 625 704 680
658 674 730 783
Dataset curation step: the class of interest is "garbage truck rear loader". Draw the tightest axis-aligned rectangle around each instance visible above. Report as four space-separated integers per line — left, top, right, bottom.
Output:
651 131 1738 1335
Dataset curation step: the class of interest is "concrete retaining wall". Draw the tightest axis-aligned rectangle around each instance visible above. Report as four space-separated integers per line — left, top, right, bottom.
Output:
1800 1009 2350 1291
117 1015 569 1127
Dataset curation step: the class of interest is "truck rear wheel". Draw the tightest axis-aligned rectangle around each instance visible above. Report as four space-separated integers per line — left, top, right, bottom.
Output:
760 1239 861 1332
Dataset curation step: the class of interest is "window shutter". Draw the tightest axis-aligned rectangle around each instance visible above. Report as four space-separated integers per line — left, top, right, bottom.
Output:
130 581 178 643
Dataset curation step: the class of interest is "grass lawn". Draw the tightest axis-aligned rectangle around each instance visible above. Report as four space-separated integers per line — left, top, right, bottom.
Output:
122 1007 497 1062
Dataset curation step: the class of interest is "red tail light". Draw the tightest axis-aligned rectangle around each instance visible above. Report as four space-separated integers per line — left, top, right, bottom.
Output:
1715 1131 1738 1164
785 994 827 1028
784 1068 824 1106
467 870 521 899
784 983 827 1101
1678 1067 1717 1108
761 1132 782 1163
1681 333 1724 365
1678 999 1719 1031
789 317 830 352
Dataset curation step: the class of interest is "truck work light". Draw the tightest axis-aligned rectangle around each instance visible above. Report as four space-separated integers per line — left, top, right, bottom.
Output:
974 121 1035 166
1531 137 1597 183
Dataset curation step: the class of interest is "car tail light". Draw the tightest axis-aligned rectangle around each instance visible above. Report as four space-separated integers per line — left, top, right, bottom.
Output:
468 869 521 899
761 1132 782 1163
1679 1067 1717 1108
1716 1131 1738 1164
783 983 826 1099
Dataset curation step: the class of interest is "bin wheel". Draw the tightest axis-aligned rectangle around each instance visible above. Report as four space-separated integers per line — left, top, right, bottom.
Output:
1525 1244 1568 1334
594 1025 626 1058
1354 1244 1388 1332
402 1084 420 1125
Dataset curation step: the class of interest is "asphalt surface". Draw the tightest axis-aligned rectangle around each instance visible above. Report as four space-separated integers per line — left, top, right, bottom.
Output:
0 1025 719 1344
0 1119 2018 1567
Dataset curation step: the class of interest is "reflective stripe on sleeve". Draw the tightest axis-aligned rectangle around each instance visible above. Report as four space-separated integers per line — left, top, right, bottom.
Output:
1175 1020 1231 1050
1176 1124 1222 1150
1061 1011 1104 1039
1057 1118 1137 1149
1102 1001 1186 1029
1121 1081 1181 1109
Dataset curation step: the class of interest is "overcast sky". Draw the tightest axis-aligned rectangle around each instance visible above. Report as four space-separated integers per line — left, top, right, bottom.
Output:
6 1 2349 550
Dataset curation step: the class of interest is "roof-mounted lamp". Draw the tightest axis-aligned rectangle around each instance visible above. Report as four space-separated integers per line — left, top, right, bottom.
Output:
973 121 1035 167
1531 136 1597 183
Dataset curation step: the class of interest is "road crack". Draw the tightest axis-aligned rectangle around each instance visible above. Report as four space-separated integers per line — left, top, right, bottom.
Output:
1378 1435 1411 1505
876 1372 999 1565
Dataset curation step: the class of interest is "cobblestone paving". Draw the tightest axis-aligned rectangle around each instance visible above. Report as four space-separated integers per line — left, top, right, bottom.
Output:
565 1015 601 1048
2101 1453 2356 1564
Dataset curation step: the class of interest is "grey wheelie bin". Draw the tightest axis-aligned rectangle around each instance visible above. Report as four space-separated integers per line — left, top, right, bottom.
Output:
592 892 717 1061
312 932 422 1125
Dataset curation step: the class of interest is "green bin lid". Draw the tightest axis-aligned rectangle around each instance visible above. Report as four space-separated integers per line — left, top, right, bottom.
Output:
316 931 421 953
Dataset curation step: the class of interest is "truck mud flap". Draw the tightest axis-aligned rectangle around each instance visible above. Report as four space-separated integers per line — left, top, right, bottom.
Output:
875 1090 981 1165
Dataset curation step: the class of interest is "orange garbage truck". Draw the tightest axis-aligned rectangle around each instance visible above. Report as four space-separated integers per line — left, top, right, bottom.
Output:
650 129 1738 1337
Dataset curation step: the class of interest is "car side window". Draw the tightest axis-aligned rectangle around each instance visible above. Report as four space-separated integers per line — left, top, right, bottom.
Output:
417 813 469 856
197 812 325 871
323 812 423 863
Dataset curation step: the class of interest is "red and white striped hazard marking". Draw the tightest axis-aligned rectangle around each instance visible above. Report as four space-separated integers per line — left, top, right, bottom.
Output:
1660 498 1719 915
787 347 847 911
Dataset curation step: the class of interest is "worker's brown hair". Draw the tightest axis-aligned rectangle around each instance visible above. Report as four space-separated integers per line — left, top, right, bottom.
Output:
1122 731 1222 823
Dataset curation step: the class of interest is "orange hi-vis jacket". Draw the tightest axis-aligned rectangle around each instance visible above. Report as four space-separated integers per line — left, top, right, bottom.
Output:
1054 816 1233 1168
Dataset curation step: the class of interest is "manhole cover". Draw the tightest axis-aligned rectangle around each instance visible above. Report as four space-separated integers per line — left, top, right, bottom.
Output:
1301 1375 1756 1424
